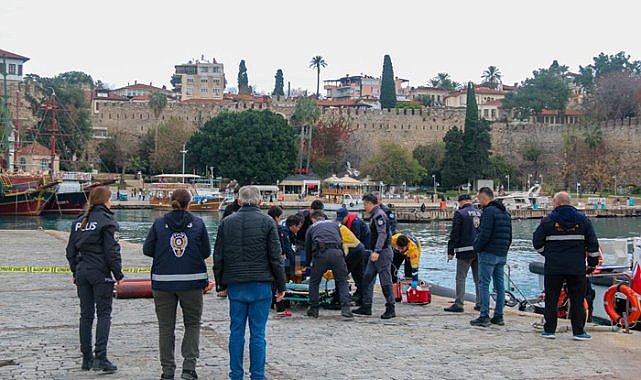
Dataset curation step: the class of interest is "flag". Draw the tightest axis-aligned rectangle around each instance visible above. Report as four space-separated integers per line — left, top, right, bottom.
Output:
632 263 641 296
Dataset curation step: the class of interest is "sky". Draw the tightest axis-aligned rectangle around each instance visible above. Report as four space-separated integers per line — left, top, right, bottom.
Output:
2 0 640 94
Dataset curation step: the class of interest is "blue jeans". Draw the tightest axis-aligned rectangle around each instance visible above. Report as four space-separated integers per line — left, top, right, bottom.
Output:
227 282 272 380
478 253 507 318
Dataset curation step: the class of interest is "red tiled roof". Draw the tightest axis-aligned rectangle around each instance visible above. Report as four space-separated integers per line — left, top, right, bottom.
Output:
0 49 29 61
501 84 517 91
16 143 52 156
449 86 506 97
114 83 166 92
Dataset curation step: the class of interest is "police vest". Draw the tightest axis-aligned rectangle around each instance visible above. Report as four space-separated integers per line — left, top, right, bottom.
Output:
453 204 482 255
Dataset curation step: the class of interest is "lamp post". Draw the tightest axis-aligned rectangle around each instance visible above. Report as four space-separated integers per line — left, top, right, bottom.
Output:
505 174 510 193
432 174 437 194
402 181 407 196
180 144 188 183
379 181 384 195
210 166 214 188
576 182 581 199
467 182 471 194
613 176 617 195
527 174 532 189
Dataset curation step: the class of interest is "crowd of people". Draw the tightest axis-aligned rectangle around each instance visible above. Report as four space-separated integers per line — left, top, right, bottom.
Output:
64 184 600 379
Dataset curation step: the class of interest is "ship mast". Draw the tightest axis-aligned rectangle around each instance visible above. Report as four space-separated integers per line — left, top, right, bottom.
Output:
1 54 12 171
49 91 57 173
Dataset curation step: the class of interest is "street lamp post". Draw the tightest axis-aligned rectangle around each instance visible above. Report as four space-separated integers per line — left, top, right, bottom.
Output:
402 181 407 196
613 176 617 195
576 182 581 199
527 174 532 190
210 166 214 188
505 174 510 193
181 144 188 183
432 174 437 194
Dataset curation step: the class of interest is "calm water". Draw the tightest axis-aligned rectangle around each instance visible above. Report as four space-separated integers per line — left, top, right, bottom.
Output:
2 210 640 298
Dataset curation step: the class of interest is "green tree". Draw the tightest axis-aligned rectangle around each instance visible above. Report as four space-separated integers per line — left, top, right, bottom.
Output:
25 72 93 170
481 66 502 89
238 60 250 95
148 91 168 118
486 155 516 187
170 74 182 92
362 142 425 185
583 125 603 148
150 118 194 173
441 127 467 188
187 110 297 184
394 101 422 109
429 72 461 91
97 130 139 175
502 62 571 119
380 55 397 109
413 142 445 184
463 83 491 181
309 56 327 98
292 97 320 171
272 69 285 96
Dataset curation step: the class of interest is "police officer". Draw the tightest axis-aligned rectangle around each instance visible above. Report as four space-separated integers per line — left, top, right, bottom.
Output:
305 210 353 319
65 186 122 373
445 194 482 312
353 193 396 319
295 200 324 277
533 191 599 341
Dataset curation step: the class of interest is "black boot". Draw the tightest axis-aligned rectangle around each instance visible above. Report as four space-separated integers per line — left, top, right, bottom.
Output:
352 304 372 316
81 354 93 371
341 306 354 318
381 304 396 319
92 355 118 373
306 306 319 318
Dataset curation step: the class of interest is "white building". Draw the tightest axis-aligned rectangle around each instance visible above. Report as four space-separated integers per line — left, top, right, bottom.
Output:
174 56 225 101
0 48 29 81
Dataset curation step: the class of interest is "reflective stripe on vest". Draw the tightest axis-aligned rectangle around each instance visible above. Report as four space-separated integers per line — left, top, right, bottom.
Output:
536 247 545 253
454 246 474 253
546 235 585 241
587 251 600 257
151 273 208 281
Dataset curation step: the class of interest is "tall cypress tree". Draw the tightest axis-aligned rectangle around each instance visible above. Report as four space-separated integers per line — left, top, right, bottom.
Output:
463 82 491 182
441 127 467 188
380 55 397 109
272 69 285 96
238 60 250 95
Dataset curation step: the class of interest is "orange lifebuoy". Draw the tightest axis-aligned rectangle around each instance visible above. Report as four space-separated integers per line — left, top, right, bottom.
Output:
557 288 589 319
603 284 641 326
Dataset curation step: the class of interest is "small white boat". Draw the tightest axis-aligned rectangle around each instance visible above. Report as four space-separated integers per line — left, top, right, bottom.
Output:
322 194 364 212
497 185 551 211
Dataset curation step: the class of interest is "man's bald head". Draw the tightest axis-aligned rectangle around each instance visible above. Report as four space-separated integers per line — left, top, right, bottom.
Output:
553 191 571 207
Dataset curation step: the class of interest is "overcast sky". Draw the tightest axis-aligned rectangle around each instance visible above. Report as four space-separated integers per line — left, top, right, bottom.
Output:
2 0 640 94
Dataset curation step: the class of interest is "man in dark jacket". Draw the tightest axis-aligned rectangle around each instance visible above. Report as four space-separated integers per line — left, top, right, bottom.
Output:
294 200 324 276
214 186 286 380
143 189 211 380
533 191 599 341
470 187 512 327
445 194 482 312
222 196 242 219
305 211 353 319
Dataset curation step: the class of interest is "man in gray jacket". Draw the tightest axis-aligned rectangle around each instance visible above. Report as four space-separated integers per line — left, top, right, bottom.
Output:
214 186 285 380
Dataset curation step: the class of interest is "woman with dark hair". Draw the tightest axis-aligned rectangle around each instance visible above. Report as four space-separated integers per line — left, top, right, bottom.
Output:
66 186 122 373
143 189 211 380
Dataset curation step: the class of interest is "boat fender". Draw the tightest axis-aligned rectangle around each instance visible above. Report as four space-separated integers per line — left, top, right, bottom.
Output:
603 284 641 326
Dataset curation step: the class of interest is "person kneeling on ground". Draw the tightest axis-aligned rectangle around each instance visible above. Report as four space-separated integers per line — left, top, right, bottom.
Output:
391 233 422 289
533 191 599 341
305 211 354 319
143 189 212 380
445 194 482 313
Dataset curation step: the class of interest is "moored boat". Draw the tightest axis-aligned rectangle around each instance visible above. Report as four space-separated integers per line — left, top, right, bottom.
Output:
149 174 223 212
43 172 116 214
0 173 58 216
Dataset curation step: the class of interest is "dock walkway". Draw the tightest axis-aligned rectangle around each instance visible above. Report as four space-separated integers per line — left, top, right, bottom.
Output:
1 230 640 379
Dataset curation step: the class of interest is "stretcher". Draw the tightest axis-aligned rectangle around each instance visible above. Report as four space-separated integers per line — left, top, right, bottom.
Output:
283 278 336 305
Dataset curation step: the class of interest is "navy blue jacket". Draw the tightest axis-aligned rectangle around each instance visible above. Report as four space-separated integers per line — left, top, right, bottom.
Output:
370 205 392 253
448 203 482 259
380 204 398 235
66 205 123 281
532 205 600 275
474 200 512 256
143 210 211 291
305 220 343 267
278 224 296 268
345 214 371 250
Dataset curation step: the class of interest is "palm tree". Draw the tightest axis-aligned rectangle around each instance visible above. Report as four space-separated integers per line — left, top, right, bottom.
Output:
309 56 327 98
481 66 502 89
430 73 460 91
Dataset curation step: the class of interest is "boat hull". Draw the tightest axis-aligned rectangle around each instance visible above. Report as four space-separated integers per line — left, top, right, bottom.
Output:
43 190 90 214
0 189 55 216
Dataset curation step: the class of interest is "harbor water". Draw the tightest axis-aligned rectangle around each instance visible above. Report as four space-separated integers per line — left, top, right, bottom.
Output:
2 210 640 298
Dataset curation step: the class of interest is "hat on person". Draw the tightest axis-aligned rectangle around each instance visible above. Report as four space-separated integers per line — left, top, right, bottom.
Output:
336 207 349 220
457 194 472 202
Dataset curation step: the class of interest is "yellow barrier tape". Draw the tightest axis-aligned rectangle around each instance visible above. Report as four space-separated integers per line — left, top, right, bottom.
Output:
0 266 150 274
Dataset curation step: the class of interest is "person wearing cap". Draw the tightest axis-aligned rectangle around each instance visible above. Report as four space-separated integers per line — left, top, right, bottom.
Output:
445 194 482 313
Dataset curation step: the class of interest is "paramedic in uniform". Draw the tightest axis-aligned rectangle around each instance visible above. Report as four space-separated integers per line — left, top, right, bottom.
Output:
65 186 122 373
353 193 396 319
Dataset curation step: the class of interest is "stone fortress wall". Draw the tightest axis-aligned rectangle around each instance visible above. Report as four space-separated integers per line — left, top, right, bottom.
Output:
90 99 641 185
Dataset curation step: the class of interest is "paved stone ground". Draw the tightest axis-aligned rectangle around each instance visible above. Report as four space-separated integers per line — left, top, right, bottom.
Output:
1 229 640 379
